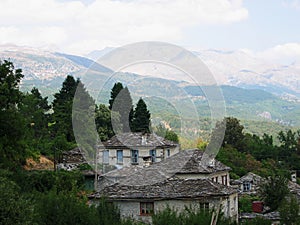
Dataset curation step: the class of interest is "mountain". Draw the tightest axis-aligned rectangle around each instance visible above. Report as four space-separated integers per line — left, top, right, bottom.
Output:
88 47 300 100
0 45 299 137
193 49 300 99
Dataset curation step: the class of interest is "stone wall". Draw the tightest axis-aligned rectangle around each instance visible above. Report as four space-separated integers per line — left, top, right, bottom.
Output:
113 194 238 224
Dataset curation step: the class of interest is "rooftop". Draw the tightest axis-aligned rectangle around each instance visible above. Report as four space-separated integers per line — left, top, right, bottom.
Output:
92 177 237 200
100 149 231 186
99 132 178 148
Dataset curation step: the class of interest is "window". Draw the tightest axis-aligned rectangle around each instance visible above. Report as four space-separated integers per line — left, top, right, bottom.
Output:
103 150 109 164
222 175 228 185
131 150 139 164
140 202 154 216
117 150 123 164
200 202 209 211
149 149 156 162
215 176 218 183
167 149 170 157
243 181 251 192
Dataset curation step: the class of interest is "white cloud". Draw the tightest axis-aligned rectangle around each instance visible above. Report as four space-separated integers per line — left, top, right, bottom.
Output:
0 0 248 54
257 43 300 64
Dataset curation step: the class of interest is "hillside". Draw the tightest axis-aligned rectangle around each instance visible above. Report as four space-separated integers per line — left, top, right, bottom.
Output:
1 45 299 138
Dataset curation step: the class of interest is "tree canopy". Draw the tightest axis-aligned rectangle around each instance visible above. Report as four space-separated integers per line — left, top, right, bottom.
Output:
132 98 151 133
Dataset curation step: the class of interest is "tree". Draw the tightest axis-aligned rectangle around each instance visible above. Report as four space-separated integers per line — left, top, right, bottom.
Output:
212 117 245 150
109 83 133 132
109 82 123 110
34 189 96 225
0 60 27 168
95 104 115 141
132 98 151 133
259 175 289 212
155 124 179 142
52 75 79 142
279 195 300 225
0 177 32 224
20 88 50 138
223 117 245 149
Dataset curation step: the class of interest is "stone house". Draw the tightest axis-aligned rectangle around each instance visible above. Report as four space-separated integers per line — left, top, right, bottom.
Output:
97 132 179 168
232 172 300 197
91 149 239 224
57 147 86 171
231 172 263 194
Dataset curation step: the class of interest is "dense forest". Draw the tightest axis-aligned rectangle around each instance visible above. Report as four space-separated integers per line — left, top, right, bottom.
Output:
1 60 300 224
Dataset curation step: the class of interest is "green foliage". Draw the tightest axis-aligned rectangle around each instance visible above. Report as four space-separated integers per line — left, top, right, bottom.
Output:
0 60 27 169
95 197 121 225
222 117 245 149
109 82 123 110
34 189 96 225
238 195 259 213
241 217 272 225
132 98 151 133
52 75 79 142
152 205 180 225
259 175 290 211
13 170 85 194
279 195 300 225
0 177 33 225
95 104 115 141
155 124 179 142
109 83 133 132
216 146 262 177
152 205 236 225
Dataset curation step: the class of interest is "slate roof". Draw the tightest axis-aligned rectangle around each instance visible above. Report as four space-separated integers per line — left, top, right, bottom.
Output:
99 149 231 187
231 172 263 185
61 147 85 163
92 177 237 200
99 132 178 148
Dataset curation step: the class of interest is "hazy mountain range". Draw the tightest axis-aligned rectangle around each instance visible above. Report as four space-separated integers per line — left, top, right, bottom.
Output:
1 44 299 137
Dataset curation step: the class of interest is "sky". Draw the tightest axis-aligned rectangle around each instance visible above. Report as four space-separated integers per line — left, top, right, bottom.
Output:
0 0 300 63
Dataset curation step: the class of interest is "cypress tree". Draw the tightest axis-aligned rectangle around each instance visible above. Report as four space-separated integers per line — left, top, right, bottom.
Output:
52 75 79 142
109 83 133 133
132 98 151 133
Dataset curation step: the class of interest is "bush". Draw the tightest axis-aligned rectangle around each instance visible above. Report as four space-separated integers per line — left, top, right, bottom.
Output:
152 205 236 225
239 195 259 213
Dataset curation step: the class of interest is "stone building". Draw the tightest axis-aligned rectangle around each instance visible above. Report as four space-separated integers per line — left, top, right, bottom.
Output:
97 132 179 168
91 149 239 224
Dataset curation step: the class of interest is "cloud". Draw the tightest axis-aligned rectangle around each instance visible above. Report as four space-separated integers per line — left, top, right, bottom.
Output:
0 0 248 54
257 43 300 64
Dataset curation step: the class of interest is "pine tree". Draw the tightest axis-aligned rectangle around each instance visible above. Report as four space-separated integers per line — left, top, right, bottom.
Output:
132 98 151 133
20 87 50 138
109 83 133 133
52 75 79 142
0 60 27 168
109 82 123 110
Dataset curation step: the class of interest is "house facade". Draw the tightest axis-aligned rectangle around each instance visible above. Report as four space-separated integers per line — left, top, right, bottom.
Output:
91 177 238 224
97 132 179 168
92 149 239 223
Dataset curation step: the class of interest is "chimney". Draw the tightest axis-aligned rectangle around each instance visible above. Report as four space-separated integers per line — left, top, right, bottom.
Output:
142 135 147 145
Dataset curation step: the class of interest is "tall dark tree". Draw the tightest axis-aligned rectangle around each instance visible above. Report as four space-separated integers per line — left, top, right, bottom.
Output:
52 75 79 142
20 87 50 138
69 79 96 161
109 82 123 110
95 104 115 141
109 83 133 132
217 117 245 150
259 175 289 212
132 98 151 133
0 60 27 168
